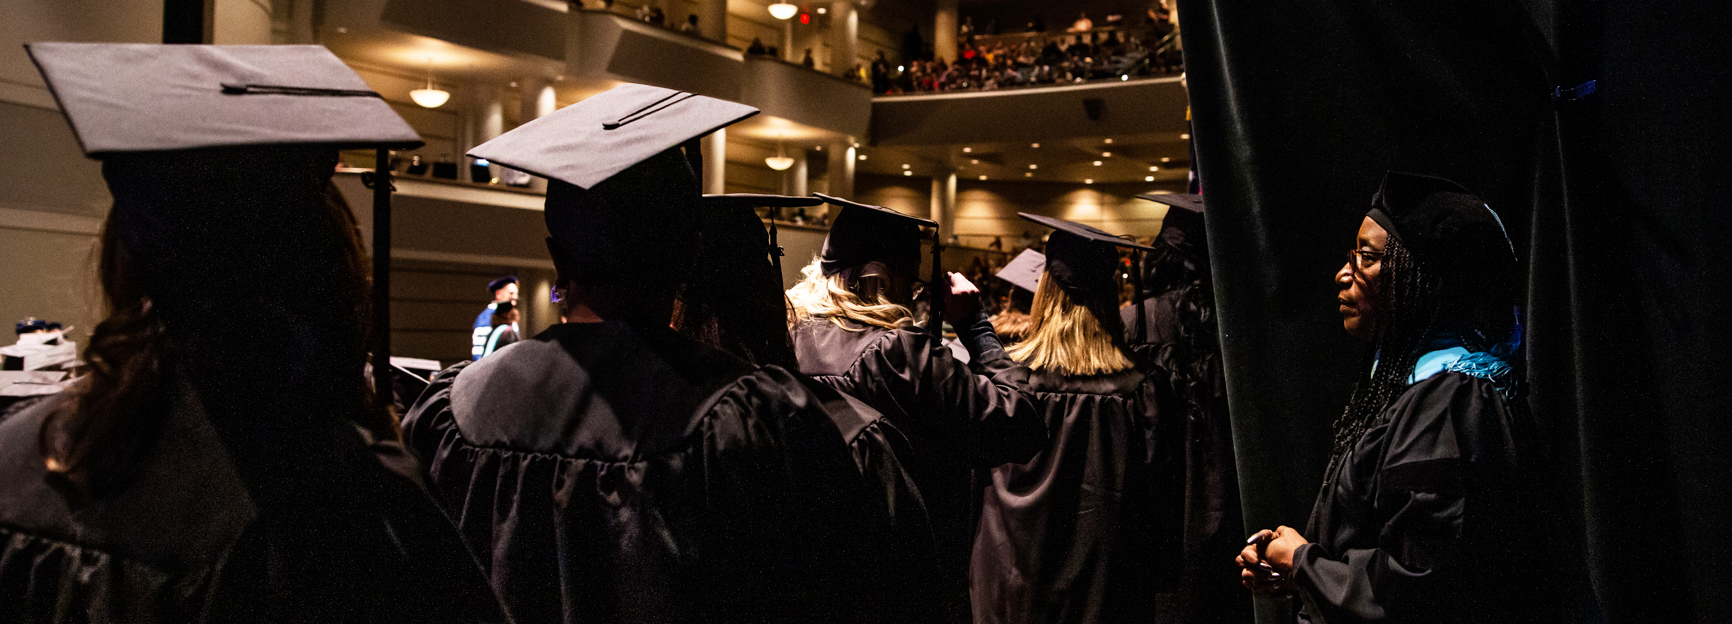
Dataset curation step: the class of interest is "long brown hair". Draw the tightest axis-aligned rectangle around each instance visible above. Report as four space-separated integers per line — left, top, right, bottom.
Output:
1007 272 1135 377
40 147 386 494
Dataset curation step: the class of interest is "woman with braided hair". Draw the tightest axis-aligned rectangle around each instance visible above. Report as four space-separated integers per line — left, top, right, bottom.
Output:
1235 172 1570 623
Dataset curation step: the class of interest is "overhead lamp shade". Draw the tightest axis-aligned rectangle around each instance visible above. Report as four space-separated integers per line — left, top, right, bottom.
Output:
768 3 799 20
410 88 450 108
765 155 795 170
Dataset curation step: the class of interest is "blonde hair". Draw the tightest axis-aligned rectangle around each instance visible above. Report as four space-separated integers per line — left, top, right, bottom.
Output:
785 256 915 331
1006 272 1135 376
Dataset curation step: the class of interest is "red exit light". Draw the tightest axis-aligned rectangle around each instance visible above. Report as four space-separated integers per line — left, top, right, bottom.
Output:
800 13 810 24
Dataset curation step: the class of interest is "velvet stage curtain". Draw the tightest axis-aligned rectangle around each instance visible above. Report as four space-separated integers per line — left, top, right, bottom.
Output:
1175 0 1731 621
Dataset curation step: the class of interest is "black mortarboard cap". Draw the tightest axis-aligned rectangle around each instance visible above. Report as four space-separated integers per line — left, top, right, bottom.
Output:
26 43 423 155
487 276 518 293
995 249 1046 293
1137 192 1206 259
816 193 936 277
468 84 757 190
1366 171 1518 302
1019 213 1154 332
469 85 758 281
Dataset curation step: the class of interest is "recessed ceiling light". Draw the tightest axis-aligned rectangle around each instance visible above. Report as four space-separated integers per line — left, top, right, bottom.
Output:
1028 164 1037 169
1031 143 1040 148
1102 151 1112 158
555 75 565 81
1145 176 1155 182
1025 172 1033 177
902 164 911 169
903 171 912 176
1149 166 1159 171
858 154 867 161
815 145 823 151
1160 157 1171 162
963 147 973 153
971 159 980 164
1084 179 1094 184
1093 161 1103 166
1104 138 1113 144
335 26 348 34
979 175 987 180
509 81 519 87
817 6 827 13
1180 133 1191 140
1120 75 1129 81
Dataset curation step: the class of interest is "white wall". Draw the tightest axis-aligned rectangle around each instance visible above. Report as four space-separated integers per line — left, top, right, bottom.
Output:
0 0 164 340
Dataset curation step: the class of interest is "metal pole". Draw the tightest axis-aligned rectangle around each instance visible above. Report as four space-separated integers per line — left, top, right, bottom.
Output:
372 148 392 402
929 228 946 339
162 0 210 44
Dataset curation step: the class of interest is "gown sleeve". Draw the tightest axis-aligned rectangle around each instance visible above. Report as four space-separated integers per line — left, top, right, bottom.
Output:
858 312 1044 467
1290 374 1523 623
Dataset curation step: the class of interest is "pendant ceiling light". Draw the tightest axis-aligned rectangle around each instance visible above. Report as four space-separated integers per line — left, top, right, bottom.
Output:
768 3 799 20
766 141 795 170
410 58 450 108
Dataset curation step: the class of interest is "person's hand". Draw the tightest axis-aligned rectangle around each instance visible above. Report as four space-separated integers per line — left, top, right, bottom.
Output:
943 272 983 326
1238 528 1301 596
1264 525 1308 573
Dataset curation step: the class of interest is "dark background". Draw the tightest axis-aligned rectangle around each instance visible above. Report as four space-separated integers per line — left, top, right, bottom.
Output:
1175 0 1731 621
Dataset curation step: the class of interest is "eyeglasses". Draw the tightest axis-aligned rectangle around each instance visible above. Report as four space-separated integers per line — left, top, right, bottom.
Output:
1347 249 1385 272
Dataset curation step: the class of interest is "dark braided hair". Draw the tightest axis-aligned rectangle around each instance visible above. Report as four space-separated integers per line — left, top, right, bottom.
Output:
1328 235 1518 460
1330 237 1441 458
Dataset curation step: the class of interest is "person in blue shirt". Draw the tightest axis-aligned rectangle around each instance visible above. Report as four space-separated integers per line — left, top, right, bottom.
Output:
471 276 518 360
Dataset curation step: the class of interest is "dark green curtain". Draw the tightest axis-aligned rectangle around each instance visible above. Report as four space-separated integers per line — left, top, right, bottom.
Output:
1176 0 1732 621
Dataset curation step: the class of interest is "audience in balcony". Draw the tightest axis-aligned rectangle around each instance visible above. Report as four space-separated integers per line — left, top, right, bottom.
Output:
802 49 816 68
876 14 1182 95
679 14 699 35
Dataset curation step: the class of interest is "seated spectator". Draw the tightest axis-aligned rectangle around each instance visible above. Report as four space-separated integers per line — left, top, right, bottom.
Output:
679 14 699 35
1070 11 1094 32
801 48 816 68
747 37 767 55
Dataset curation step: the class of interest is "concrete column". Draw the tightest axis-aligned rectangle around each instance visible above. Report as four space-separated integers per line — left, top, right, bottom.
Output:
271 0 316 44
212 0 273 44
467 84 505 184
934 0 959 64
828 1 858 76
518 79 556 192
826 140 855 199
784 20 796 63
702 129 727 195
791 150 810 198
697 0 727 42
931 171 956 235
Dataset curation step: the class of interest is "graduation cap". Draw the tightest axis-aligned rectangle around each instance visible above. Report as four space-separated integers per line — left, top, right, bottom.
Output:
701 194 824 277
1367 171 1518 304
1136 192 1206 260
487 276 519 293
1019 213 1155 342
995 249 1046 294
815 193 945 336
28 42 424 400
469 84 756 190
25 43 422 155
468 85 759 284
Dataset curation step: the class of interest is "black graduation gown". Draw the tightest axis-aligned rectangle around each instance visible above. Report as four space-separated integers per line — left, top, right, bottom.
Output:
1294 371 1555 624
0 382 505 624
790 312 1045 621
402 321 896 624
1122 293 1249 624
971 367 1176 624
